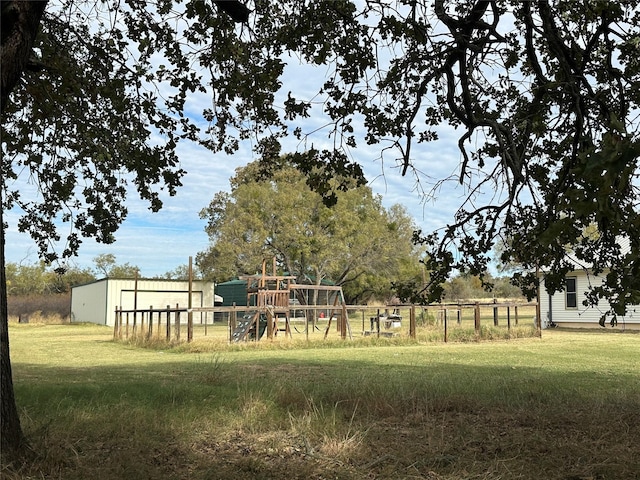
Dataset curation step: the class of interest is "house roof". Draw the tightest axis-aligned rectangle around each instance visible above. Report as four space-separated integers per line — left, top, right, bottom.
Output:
563 236 632 270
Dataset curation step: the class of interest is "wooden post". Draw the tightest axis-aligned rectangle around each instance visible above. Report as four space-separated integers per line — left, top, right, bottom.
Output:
514 305 519 325
113 307 120 339
266 308 274 340
230 303 237 343
175 304 180 342
125 311 130 339
132 307 137 336
410 305 416 339
166 305 171 341
254 311 259 342
444 307 448 343
493 298 499 326
507 306 511 331
377 308 380 338
187 257 193 343
457 302 462 325
305 307 309 341
148 306 154 338
323 312 333 339
323 293 341 339
133 271 138 336
474 302 481 337
340 305 347 340
285 311 292 339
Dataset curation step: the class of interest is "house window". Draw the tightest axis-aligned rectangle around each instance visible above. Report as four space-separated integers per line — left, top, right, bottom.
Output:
565 277 577 309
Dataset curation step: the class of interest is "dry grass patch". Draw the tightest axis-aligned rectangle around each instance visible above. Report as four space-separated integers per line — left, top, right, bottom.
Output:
3 325 640 479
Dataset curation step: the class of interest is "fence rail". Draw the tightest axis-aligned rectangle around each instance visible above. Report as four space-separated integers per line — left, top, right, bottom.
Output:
113 301 540 343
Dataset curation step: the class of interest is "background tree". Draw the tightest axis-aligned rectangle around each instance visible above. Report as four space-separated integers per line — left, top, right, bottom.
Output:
441 272 524 302
160 264 191 280
4 261 94 321
340 204 425 304
5 261 94 295
92 254 139 279
197 158 421 303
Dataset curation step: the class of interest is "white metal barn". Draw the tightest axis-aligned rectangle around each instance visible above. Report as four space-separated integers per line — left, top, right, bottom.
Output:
70 278 221 327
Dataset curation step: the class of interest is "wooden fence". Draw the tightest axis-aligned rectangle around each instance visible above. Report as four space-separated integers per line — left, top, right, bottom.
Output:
113 301 540 343
404 301 540 342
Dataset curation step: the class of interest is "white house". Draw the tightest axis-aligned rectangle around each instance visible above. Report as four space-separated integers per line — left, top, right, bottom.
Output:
539 239 640 330
70 278 221 327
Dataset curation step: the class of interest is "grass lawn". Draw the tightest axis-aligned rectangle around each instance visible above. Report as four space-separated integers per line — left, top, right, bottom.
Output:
3 323 640 479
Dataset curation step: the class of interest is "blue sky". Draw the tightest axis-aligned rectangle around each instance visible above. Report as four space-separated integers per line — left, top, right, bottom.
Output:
4 53 472 278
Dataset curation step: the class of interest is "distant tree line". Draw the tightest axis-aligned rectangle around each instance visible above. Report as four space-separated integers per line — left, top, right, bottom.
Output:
5 253 199 299
443 273 525 302
5 253 195 319
6 262 94 296
6 253 523 318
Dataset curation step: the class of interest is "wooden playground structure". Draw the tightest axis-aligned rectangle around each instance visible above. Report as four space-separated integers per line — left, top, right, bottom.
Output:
112 258 541 343
231 259 351 341
112 258 354 342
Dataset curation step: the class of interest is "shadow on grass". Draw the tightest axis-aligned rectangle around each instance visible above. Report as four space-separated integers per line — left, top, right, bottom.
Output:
7 351 640 480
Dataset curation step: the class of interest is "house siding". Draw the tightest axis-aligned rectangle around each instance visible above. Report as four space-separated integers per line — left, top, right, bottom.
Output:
540 270 640 329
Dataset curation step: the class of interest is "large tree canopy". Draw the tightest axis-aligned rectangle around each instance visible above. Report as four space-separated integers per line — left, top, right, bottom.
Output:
197 158 422 304
2 0 640 456
4 0 640 311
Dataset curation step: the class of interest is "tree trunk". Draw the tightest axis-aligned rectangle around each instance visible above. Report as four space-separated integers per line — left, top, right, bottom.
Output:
0 199 26 458
1 1 48 113
1 0 48 459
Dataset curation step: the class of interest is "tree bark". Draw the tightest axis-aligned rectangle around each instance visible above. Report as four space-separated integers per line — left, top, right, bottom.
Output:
1 0 48 114
0 197 25 458
1 0 48 458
